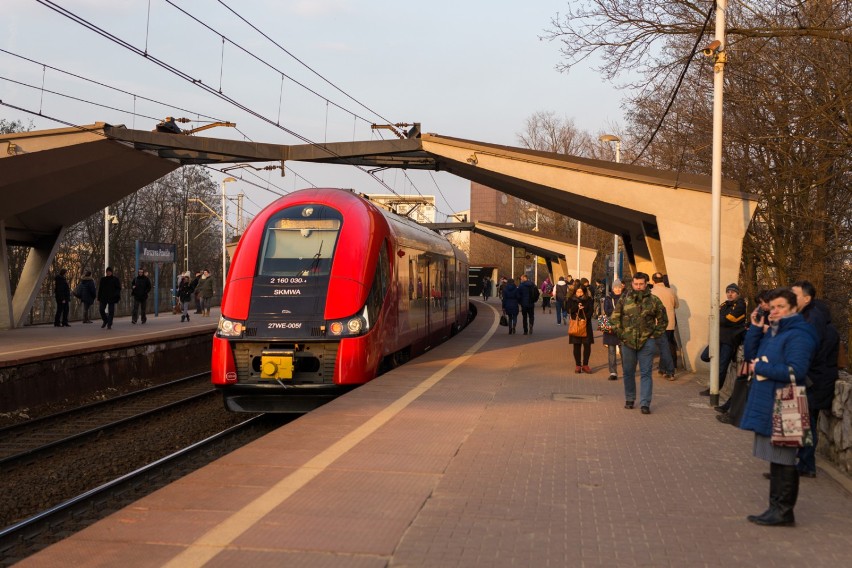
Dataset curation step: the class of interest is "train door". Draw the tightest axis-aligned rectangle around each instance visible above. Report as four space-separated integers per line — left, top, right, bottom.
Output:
415 253 430 339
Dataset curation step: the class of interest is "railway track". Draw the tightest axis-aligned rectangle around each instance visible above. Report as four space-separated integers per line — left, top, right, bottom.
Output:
0 372 295 562
0 372 214 465
0 414 287 566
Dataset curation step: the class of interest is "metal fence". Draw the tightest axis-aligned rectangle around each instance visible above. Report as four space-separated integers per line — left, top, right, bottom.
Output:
24 289 220 326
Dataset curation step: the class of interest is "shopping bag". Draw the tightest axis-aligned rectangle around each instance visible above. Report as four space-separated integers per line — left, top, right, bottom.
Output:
770 367 813 448
499 314 508 327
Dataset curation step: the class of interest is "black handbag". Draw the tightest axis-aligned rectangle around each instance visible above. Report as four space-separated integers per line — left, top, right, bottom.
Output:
499 314 508 327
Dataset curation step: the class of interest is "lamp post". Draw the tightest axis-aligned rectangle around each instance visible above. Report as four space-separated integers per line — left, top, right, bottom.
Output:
599 134 622 285
221 176 236 295
528 207 539 284
104 207 118 273
505 222 515 280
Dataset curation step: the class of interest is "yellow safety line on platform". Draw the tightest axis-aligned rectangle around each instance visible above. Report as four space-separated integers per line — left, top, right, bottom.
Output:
164 304 501 568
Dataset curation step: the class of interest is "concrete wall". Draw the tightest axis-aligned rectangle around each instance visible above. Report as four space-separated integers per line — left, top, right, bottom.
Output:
0 332 213 413
819 372 852 477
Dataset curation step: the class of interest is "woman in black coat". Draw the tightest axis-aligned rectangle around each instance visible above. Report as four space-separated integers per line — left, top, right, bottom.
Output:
501 278 520 335
567 283 595 373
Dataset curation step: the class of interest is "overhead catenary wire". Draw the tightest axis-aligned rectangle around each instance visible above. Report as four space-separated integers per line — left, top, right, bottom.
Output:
33 0 407 200
0 48 226 125
161 0 377 127
214 0 396 126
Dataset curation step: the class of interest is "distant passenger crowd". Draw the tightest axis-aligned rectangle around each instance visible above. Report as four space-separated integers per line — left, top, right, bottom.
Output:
52 267 217 329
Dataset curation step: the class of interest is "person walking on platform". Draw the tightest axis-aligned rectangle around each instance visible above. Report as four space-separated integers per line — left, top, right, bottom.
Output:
611 272 667 414
700 283 747 395
501 278 520 334
130 268 152 324
77 270 97 323
553 275 569 325
97 267 122 329
740 288 817 526
53 268 71 327
191 270 203 313
481 276 491 301
177 272 196 322
540 276 553 314
197 269 215 316
568 282 595 373
518 274 538 335
651 272 679 380
602 280 624 381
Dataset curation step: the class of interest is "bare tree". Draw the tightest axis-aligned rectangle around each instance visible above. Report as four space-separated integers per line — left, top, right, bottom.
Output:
542 0 852 338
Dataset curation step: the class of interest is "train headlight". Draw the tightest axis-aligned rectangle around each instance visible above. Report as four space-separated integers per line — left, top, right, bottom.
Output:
217 317 245 338
347 317 364 334
327 313 368 337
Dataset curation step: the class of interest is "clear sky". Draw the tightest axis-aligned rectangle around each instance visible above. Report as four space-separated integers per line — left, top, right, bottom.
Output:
1 0 625 220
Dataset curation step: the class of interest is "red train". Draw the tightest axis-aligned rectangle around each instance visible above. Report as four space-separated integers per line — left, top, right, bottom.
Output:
211 187 470 412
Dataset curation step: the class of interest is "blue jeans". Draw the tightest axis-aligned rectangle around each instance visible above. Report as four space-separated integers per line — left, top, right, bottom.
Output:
622 340 655 407
796 410 819 474
555 302 567 324
607 345 619 376
655 333 674 374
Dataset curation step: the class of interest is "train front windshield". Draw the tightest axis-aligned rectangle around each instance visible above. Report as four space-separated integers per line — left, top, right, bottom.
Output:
258 205 341 277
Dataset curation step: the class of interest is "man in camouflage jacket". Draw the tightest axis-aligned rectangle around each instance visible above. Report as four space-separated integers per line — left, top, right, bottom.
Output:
611 272 668 414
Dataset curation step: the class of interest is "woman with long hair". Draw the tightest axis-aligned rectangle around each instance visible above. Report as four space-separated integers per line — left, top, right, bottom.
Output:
567 283 595 373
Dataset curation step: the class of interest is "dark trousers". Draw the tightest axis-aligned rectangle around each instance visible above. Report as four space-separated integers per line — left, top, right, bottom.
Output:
718 342 735 389
99 301 116 326
521 305 535 333
82 302 94 322
54 300 69 325
573 342 591 366
132 297 148 323
796 409 819 475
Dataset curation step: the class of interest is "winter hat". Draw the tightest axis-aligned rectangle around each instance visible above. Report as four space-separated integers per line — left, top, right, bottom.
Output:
726 283 740 294
612 279 623 290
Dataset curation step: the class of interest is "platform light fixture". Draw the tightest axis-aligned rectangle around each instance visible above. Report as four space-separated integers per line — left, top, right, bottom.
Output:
104 206 119 273
599 134 621 286
221 177 237 295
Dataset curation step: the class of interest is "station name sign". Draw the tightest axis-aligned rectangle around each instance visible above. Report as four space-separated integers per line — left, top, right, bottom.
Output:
139 242 176 263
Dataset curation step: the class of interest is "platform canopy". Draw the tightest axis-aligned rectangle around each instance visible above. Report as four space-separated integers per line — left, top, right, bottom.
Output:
0 123 757 371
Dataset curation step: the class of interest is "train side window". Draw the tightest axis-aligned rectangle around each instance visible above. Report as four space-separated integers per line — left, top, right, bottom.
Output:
365 241 390 324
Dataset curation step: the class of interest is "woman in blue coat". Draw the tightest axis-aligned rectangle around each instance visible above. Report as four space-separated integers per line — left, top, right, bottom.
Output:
739 288 817 526
501 278 520 335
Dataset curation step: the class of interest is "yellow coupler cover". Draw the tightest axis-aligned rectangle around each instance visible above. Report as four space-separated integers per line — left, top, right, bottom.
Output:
260 355 294 379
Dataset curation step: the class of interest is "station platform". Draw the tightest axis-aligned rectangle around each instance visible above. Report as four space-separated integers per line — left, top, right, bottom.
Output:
16 299 852 567
0 308 219 416
0 308 220 368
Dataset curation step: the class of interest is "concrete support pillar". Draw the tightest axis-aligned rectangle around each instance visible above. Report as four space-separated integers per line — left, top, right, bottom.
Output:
641 221 667 275
627 230 656 275
0 221 13 329
1 227 67 329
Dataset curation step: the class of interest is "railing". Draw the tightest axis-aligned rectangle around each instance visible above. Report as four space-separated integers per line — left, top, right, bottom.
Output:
25 290 221 326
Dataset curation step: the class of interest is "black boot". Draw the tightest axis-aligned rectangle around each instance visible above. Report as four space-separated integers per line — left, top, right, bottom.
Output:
748 463 798 526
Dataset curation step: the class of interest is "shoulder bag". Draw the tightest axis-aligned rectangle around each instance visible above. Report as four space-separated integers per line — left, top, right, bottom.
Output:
568 303 588 338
